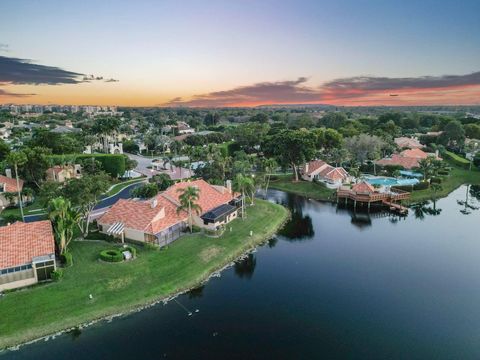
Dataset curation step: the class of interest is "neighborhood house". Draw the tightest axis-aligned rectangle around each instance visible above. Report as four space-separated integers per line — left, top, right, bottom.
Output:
97 179 240 247
0 221 56 291
301 160 351 188
0 172 23 208
376 148 442 169
46 164 82 183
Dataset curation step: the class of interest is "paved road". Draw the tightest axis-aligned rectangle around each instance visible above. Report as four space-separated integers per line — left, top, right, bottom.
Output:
126 153 158 178
23 180 146 223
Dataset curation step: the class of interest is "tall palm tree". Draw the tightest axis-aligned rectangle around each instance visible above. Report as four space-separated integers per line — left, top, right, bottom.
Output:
263 158 277 194
417 158 433 181
48 197 79 254
233 174 254 218
6 151 27 221
176 186 202 233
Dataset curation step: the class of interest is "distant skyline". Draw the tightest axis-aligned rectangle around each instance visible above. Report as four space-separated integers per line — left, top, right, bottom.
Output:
1 0 480 107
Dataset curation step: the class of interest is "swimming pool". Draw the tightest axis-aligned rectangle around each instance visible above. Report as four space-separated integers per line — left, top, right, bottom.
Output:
365 176 419 186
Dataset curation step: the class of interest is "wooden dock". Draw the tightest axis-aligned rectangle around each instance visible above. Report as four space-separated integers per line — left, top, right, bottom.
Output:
336 181 410 215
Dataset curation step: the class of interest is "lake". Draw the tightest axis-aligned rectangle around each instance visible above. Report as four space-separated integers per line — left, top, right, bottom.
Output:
3 185 480 359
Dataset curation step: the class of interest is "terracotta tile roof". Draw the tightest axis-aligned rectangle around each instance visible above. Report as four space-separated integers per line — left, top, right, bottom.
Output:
303 160 328 175
394 137 424 149
98 197 187 235
352 181 375 194
400 148 429 159
160 179 237 214
376 154 421 169
0 220 55 269
0 175 23 193
323 167 349 181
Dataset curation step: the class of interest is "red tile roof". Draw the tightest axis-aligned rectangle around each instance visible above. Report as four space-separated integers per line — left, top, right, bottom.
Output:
303 160 327 175
0 175 23 193
98 197 187 235
322 167 349 181
376 154 421 169
352 181 375 194
98 179 236 235
394 137 425 149
160 179 237 214
0 220 55 269
400 148 429 159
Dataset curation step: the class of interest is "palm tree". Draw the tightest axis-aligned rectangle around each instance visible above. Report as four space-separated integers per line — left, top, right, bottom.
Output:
176 186 202 233
6 151 27 221
417 158 432 181
48 197 79 254
263 158 277 194
233 174 253 218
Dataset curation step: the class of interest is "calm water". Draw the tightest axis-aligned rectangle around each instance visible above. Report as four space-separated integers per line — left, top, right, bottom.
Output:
3 185 480 359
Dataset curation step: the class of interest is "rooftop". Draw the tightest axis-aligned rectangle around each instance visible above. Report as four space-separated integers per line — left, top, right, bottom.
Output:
0 221 55 269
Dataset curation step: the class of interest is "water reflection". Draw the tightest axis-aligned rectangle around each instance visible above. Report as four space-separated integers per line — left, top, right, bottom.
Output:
276 192 315 241
187 285 205 299
457 185 480 215
411 201 442 219
234 253 257 279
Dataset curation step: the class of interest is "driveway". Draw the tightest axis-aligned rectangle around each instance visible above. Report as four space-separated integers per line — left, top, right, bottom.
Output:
23 180 146 223
126 153 158 178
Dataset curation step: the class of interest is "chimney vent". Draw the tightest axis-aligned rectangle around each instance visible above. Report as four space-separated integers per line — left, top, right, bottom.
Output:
5 169 12 178
151 198 158 208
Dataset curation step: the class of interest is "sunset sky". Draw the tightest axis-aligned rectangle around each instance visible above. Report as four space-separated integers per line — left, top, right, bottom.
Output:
1 0 479 107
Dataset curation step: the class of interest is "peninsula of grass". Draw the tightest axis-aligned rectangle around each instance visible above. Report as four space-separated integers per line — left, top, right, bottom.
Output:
406 164 480 203
0 199 288 349
269 174 335 201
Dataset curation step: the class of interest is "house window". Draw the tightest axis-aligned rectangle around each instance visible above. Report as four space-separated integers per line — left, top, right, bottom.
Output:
34 260 55 282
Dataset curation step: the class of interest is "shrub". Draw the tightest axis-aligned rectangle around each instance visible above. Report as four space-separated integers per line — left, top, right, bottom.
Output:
123 245 137 258
51 269 64 281
438 170 449 176
430 177 442 184
393 181 430 192
442 150 470 168
61 252 73 267
99 249 124 262
50 154 126 177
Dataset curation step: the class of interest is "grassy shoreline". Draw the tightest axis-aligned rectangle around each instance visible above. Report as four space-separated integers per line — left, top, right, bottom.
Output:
0 199 288 349
270 164 480 205
269 175 335 201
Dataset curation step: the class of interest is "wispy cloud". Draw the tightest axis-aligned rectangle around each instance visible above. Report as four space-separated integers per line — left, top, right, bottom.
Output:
0 55 119 86
165 77 322 107
104 78 119 83
164 71 480 107
0 44 9 52
0 88 35 98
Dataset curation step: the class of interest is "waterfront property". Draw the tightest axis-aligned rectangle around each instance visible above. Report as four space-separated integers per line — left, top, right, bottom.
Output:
0 220 56 291
0 199 288 349
301 160 351 188
97 179 240 246
337 181 410 214
376 148 442 169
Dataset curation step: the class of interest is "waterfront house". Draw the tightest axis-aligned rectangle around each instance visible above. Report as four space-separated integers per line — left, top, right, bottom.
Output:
376 148 442 169
97 179 240 246
301 160 351 188
0 220 56 291
0 172 24 208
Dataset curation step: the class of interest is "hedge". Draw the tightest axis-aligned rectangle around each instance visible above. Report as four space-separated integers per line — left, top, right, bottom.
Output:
50 154 126 177
393 181 430 192
99 249 124 262
442 150 470 169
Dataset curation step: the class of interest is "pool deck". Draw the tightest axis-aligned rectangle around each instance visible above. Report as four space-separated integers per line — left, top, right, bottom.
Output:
337 187 410 214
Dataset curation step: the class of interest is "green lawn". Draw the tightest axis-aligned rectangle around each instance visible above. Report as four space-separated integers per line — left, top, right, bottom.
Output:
269 174 335 201
0 198 45 218
406 164 480 203
0 199 288 349
105 177 146 197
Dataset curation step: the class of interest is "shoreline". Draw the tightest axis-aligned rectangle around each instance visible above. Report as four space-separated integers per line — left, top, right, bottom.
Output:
0 200 290 351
